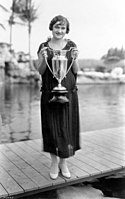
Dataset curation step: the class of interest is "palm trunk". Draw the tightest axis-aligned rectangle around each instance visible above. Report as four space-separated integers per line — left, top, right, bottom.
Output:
9 23 12 49
28 22 32 70
28 0 32 70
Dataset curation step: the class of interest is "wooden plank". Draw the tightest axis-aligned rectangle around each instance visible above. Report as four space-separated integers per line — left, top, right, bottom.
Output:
76 152 112 172
6 142 39 164
68 156 101 175
96 151 125 166
6 142 65 186
23 139 43 153
27 158 66 186
15 141 51 165
0 151 39 192
0 145 57 191
5 144 55 182
82 135 125 155
10 140 48 162
81 141 123 169
15 141 40 155
82 141 125 162
7 167 39 192
0 183 8 197
7 141 79 185
0 144 54 192
86 153 122 170
69 164 89 178
82 127 125 149
99 127 125 138
21 165 52 188
0 166 24 196
90 132 125 150
12 141 68 185
22 139 51 159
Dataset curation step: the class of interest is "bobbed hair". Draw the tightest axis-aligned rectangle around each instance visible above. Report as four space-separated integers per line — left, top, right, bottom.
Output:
49 15 70 34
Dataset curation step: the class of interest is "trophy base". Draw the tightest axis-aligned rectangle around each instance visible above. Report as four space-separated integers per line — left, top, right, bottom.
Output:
49 85 69 103
49 91 69 104
49 95 69 103
52 86 67 92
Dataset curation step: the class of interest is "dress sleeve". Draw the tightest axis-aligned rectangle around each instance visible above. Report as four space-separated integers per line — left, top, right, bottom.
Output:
68 40 77 49
37 42 47 55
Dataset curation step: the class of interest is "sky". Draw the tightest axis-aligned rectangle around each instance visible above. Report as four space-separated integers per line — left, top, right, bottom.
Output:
0 0 125 59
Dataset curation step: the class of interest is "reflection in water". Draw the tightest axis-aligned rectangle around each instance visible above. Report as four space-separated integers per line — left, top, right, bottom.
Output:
79 84 125 132
0 84 41 143
0 83 125 143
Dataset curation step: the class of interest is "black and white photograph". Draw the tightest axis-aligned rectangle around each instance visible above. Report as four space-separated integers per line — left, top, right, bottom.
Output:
0 0 125 198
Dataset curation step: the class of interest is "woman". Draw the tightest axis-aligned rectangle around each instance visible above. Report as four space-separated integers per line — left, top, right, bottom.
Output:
37 15 80 180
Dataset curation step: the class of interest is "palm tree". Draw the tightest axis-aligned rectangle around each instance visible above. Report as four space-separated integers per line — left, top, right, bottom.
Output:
0 2 25 49
11 0 38 69
8 11 26 50
8 12 16 49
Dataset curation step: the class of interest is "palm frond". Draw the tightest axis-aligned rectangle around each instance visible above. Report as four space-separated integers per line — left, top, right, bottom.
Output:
17 4 38 23
0 4 9 12
0 23 6 30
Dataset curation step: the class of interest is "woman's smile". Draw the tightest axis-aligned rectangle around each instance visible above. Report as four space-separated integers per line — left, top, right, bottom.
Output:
52 22 67 39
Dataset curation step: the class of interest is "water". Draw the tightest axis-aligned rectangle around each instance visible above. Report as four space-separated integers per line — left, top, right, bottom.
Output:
79 84 125 132
0 83 125 198
0 83 125 143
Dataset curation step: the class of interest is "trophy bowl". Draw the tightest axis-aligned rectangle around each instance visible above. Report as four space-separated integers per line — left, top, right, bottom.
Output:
49 50 69 103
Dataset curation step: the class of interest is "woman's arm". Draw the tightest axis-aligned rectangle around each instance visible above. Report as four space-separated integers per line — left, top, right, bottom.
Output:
72 59 79 74
37 47 47 75
71 48 79 74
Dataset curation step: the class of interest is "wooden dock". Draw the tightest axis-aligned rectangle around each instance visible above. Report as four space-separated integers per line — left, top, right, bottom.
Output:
0 126 125 198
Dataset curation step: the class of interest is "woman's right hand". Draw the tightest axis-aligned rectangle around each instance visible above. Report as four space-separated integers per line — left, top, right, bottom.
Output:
38 47 48 60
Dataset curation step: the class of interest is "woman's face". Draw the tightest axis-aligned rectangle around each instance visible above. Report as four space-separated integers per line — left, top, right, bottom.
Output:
52 21 67 39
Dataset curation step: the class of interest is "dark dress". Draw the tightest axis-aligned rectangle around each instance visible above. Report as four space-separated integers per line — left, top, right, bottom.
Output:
37 39 80 158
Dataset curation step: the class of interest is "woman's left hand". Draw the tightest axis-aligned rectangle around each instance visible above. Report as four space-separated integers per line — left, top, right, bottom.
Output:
71 48 79 60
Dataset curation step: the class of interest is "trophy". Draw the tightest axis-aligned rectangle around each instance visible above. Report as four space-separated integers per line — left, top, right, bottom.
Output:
44 47 78 103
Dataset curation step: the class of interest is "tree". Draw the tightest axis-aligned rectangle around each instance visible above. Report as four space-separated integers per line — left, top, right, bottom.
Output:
101 47 125 61
0 2 26 49
11 0 38 69
8 9 26 50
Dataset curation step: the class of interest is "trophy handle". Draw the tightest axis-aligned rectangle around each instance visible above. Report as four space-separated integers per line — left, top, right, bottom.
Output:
65 47 76 76
40 46 56 77
43 47 55 77
65 47 79 76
